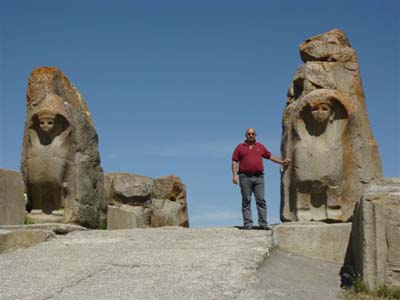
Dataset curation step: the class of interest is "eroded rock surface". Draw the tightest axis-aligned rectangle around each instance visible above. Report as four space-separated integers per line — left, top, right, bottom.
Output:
0 229 55 254
0 228 272 300
281 29 382 222
344 178 400 290
21 67 108 228
0 223 87 235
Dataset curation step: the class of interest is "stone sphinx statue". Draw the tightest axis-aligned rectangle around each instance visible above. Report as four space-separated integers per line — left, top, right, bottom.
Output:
281 29 382 222
291 90 350 221
21 67 108 228
27 95 71 213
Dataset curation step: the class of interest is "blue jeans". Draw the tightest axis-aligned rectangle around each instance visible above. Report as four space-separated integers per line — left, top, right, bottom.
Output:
239 173 267 227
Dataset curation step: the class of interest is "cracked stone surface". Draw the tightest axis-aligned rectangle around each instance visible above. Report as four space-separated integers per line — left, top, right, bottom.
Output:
0 228 273 300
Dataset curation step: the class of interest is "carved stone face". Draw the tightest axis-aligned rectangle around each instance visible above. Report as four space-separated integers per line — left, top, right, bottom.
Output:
311 103 332 124
39 117 55 133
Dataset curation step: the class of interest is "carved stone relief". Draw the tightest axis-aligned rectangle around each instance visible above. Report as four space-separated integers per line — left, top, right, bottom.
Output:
281 29 382 222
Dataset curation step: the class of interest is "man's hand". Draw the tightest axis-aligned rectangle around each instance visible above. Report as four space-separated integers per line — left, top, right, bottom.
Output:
280 158 291 172
232 161 239 185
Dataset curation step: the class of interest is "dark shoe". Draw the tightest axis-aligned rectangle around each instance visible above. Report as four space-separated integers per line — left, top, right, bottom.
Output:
243 224 253 230
259 224 271 230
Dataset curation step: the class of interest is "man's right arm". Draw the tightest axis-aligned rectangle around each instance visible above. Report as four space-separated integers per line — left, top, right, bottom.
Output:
232 161 239 185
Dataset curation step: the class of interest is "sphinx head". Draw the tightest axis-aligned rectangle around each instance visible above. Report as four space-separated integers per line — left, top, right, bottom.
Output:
310 100 332 124
37 109 56 134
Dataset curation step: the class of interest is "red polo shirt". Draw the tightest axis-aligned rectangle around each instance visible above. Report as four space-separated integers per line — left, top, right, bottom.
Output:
232 141 271 174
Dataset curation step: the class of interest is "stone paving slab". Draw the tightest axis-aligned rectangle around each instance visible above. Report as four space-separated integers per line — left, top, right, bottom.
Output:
238 249 342 300
0 227 272 300
273 222 352 263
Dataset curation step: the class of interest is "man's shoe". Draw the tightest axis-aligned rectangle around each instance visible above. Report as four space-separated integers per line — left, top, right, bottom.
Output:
260 224 271 230
243 225 253 230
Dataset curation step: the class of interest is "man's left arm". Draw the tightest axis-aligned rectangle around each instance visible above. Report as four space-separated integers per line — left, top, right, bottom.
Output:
260 144 290 166
269 154 290 166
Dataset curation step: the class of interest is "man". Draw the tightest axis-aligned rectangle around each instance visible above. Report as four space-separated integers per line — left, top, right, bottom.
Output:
232 128 290 230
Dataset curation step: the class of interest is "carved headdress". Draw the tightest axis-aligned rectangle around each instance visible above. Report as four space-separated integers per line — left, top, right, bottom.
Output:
33 94 67 121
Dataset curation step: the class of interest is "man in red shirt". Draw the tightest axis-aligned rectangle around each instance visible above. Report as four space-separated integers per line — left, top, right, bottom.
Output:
232 128 290 230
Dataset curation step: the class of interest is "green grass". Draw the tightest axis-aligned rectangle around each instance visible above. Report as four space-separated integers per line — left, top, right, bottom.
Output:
376 285 400 299
24 216 34 225
343 278 400 300
353 278 369 294
99 219 107 230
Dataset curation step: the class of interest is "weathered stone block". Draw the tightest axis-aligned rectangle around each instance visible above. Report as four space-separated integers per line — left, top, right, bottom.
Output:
151 199 187 228
345 178 400 289
0 169 26 225
152 176 186 204
105 173 154 205
107 205 151 229
281 29 382 223
273 222 351 263
105 173 189 228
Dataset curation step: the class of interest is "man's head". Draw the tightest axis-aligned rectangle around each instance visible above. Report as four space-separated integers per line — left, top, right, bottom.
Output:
245 128 256 143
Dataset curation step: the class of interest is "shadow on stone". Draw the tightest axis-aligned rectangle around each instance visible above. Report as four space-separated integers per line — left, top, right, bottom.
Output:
233 225 271 231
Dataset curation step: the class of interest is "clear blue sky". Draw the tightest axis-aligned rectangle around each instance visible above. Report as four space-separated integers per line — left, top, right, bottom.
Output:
1 1 399 227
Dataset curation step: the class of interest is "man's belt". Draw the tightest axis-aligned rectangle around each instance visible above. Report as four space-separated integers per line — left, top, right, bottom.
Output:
238 172 264 176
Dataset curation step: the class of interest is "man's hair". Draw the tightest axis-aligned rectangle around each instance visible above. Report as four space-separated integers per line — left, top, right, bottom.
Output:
245 128 256 135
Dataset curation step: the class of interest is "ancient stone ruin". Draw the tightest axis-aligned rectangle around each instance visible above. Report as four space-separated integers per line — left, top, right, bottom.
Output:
281 29 382 222
20 67 108 228
105 173 189 229
0 169 26 225
344 179 400 290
